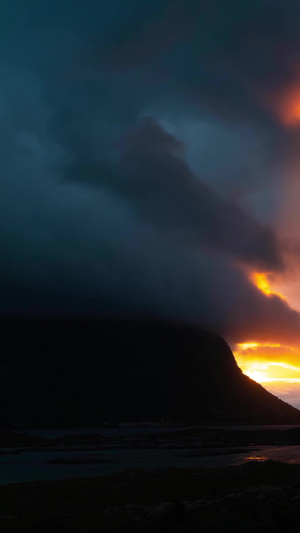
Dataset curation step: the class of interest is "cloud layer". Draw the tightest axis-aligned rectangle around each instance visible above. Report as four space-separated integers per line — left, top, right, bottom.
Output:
2 0 300 346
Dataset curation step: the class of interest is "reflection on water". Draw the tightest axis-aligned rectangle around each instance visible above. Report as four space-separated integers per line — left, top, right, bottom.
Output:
241 445 300 464
243 456 268 462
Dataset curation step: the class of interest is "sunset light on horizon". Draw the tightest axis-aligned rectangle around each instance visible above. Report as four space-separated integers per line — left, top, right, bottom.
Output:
233 271 300 408
234 342 300 409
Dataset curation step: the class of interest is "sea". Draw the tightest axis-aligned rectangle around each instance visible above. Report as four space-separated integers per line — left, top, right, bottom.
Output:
1 426 300 486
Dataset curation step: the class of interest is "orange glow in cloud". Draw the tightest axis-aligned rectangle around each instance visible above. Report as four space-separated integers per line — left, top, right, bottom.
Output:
251 272 287 300
277 86 300 126
262 79 300 126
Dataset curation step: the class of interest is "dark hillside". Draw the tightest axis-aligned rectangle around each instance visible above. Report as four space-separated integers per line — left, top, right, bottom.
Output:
0 318 298 426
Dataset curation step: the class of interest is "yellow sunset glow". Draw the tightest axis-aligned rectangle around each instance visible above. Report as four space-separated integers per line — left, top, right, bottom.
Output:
239 272 300 405
234 342 300 406
251 272 286 300
245 367 271 383
238 342 282 351
239 272 300 404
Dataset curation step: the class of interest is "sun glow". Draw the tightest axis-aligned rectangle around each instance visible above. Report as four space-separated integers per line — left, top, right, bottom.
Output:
239 274 300 407
238 342 282 351
244 366 271 383
234 342 300 386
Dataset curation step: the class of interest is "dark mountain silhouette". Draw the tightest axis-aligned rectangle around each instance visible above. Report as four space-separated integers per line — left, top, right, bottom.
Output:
0 318 299 427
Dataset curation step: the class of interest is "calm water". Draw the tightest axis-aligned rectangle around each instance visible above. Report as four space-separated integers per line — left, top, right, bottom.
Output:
21 426 192 438
3 426 300 486
19 424 300 439
1 445 300 486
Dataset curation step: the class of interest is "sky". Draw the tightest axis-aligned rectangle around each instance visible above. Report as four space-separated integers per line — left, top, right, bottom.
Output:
3 1 300 405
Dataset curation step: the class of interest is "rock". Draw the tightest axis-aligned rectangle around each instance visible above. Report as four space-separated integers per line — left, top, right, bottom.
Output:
256 486 283 502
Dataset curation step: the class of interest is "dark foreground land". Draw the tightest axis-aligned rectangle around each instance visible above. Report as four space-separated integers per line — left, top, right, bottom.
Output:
1 461 300 532
2 427 300 531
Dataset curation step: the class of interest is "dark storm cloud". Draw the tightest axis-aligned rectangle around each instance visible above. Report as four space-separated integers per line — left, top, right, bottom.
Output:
2 0 300 345
89 0 300 124
69 117 283 271
44 0 300 209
